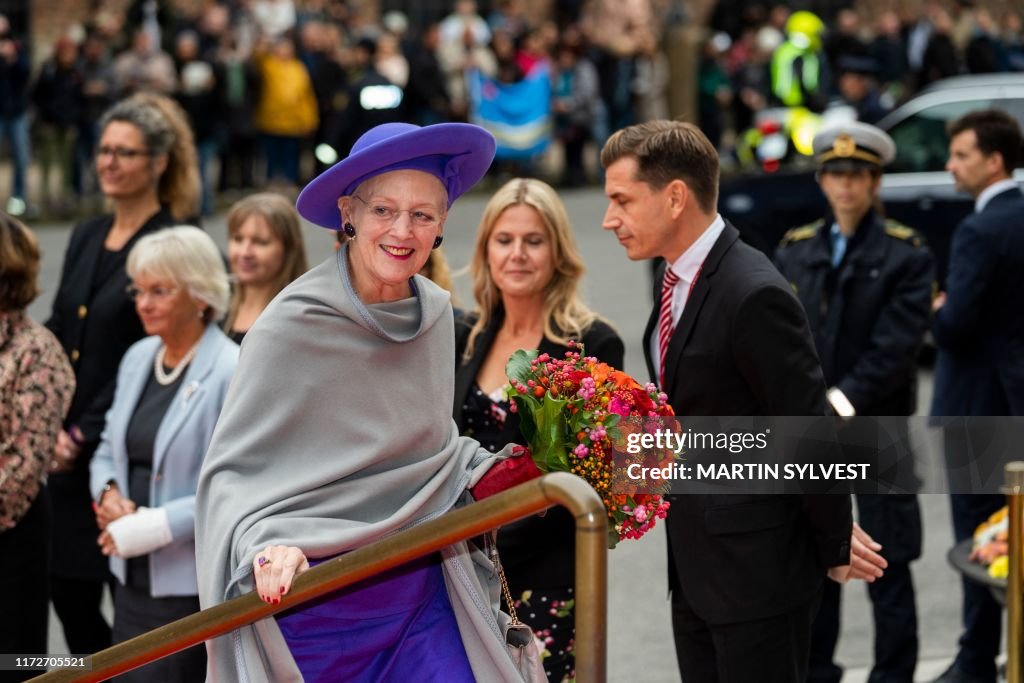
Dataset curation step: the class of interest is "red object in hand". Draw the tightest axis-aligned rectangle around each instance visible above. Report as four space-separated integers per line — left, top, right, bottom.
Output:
470 446 542 500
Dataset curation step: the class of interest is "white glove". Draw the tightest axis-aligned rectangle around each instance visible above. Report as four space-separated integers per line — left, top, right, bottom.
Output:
106 506 173 559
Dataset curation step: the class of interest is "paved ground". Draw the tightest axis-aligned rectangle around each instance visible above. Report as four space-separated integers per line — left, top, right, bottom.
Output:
26 184 996 681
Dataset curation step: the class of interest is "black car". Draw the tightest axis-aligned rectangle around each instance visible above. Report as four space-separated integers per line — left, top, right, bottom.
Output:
719 73 1024 286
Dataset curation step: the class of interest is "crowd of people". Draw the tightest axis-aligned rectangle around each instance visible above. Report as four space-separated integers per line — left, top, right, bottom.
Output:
703 1 1024 159
3 0 1023 217
2 2 1024 683
0 0 671 219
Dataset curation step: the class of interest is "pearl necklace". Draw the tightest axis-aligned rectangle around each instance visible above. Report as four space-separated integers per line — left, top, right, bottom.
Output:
154 340 200 386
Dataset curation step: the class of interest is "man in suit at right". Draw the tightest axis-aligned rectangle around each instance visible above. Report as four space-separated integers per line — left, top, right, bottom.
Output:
601 119 887 682
932 108 1024 683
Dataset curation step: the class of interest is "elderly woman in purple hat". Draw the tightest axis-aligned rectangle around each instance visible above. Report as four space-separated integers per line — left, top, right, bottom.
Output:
195 123 540 682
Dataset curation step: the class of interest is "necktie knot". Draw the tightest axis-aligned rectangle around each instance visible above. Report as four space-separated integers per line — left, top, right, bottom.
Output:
663 266 680 289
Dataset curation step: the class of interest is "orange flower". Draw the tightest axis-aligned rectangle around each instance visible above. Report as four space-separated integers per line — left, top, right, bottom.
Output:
610 370 637 390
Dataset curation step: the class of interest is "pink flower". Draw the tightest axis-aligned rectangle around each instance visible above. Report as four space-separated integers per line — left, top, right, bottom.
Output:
634 505 648 522
573 444 589 458
608 397 630 415
590 425 607 440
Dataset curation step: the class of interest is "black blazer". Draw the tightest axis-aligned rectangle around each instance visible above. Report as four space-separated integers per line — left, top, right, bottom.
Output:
454 307 624 589
44 208 176 581
774 209 935 416
644 221 852 625
932 187 1024 417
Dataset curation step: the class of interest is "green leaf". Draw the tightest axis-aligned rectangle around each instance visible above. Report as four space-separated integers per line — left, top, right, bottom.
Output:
511 394 539 444
505 349 539 385
529 394 570 472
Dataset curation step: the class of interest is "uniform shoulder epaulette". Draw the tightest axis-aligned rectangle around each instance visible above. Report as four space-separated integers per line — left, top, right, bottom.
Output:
884 219 925 248
780 219 824 245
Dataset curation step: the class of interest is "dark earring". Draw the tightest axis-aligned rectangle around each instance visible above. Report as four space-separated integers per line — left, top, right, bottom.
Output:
343 222 356 238
432 235 444 250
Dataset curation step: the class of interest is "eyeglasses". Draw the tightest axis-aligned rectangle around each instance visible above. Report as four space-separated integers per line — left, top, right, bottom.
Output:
126 284 178 301
351 195 443 230
96 146 152 162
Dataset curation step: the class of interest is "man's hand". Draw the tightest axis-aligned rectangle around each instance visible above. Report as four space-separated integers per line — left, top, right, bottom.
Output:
828 522 887 584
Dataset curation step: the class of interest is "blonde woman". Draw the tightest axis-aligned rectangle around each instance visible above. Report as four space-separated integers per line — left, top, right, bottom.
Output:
224 193 308 343
453 177 623 683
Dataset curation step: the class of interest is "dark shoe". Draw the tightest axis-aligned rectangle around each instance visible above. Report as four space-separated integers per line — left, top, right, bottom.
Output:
931 663 995 683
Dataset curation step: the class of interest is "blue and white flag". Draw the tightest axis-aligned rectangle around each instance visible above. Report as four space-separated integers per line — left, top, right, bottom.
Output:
469 65 552 159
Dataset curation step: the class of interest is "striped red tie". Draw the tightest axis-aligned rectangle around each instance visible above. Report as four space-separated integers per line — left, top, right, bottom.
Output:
658 266 680 387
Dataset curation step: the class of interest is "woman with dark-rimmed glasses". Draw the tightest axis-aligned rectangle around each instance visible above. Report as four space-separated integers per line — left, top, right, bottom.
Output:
44 92 200 656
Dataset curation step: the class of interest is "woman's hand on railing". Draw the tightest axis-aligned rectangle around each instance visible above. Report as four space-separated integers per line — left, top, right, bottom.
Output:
253 545 310 604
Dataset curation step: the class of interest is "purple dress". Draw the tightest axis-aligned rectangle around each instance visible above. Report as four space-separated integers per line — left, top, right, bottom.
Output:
275 553 476 682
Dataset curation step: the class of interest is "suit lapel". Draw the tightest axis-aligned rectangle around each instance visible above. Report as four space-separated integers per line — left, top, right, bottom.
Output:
112 340 158 466
152 326 216 475
662 223 740 396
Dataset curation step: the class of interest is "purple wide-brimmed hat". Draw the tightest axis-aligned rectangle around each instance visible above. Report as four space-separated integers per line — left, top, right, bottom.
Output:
296 122 497 230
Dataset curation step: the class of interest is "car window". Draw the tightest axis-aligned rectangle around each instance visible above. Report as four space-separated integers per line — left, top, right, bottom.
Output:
887 97 1024 172
887 100 994 173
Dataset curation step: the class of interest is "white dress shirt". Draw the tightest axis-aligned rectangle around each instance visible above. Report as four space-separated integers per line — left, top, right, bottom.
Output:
649 214 726 367
975 178 1019 213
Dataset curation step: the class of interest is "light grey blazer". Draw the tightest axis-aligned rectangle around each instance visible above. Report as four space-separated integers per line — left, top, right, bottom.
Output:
90 324 238 597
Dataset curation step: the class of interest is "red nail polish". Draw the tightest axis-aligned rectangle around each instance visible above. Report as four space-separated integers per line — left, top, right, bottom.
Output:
279 586 285 594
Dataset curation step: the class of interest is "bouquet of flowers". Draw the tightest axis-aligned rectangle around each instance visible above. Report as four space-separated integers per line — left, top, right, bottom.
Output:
505 343 678 548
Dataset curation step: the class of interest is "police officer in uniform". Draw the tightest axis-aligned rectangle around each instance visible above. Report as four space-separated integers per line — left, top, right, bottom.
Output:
775 122 935 683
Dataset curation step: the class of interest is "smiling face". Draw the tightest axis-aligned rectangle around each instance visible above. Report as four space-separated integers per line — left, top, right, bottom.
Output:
96 121 165 203
602 156 684 262
228 214 286 288
338 169 447 303
132 272 205 342
487 204 554 300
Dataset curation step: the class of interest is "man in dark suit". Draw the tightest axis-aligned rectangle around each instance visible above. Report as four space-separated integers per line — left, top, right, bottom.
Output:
600 120 887 682
932 108 1024 683
775 122 934 683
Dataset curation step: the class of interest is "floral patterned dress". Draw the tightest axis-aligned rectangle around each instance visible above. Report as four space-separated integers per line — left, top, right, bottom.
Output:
0 310 75 529
461 383 577 683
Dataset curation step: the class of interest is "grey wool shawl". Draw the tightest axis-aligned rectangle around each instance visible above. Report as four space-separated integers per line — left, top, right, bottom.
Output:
195 244 524 682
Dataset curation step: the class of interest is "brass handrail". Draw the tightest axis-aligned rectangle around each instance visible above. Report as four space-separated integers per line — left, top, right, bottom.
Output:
30 472 607 683
1005 462 1024 683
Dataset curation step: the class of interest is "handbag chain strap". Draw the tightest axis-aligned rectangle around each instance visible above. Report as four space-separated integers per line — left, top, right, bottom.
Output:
486 532 521 625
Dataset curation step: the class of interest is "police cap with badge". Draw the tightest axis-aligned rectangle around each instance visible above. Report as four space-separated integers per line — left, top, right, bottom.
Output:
813 121 895 173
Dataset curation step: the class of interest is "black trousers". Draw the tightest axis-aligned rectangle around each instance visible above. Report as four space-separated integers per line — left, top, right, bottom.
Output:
672 586 821 682
0 492 50 683
944 423 1004 682
950 492 1004 681
808 494 921 682
50 576 113 655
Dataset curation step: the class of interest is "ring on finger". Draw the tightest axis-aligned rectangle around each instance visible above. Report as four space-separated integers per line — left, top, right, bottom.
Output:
257 556 272 568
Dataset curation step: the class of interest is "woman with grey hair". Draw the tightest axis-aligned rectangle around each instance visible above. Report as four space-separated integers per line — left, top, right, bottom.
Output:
44 91 201 655
89 226 237 682
196 122 542 682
